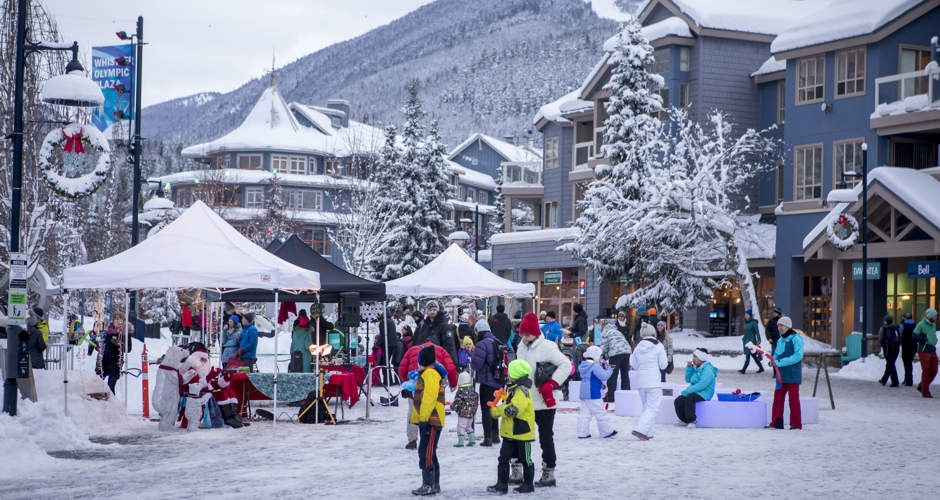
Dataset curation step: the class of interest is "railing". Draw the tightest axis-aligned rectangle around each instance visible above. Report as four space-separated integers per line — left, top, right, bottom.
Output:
873 65 939 114
502 164 541 185
574 141 594 169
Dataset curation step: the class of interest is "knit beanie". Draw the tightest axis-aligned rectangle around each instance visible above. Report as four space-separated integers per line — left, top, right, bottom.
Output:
32 307 44 318
474 318 491 334
648 307 656 316
507 359 531 380
519 312 541 336
418 345 436 367
926 308 937 320
583 345 602 361
425 300 440 312
778 316 793 330
458 370 472 387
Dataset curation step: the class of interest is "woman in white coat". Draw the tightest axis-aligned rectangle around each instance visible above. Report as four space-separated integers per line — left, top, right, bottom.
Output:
629 322 668 440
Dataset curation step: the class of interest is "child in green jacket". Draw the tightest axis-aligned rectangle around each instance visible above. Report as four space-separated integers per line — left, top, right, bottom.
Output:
487 359 536 494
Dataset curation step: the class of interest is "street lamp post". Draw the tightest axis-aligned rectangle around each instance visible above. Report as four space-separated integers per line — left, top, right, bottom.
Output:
834 143 869 357
3 0 103 416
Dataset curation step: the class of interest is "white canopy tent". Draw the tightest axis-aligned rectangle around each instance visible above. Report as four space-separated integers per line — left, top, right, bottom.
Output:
384 244 534 297
62 200 320 426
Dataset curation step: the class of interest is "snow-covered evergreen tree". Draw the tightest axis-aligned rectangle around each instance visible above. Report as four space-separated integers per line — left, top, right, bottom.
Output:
418 120 456 252
489 174 505 236
563 18 664 279
139 288 180 326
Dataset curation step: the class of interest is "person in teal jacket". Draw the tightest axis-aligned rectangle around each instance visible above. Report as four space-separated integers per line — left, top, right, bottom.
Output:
914 308 937 398
739 309 764 374
770 316 803 429
674 349 717 424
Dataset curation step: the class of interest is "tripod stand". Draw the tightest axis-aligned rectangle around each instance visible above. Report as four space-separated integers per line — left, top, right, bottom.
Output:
294 367 336 425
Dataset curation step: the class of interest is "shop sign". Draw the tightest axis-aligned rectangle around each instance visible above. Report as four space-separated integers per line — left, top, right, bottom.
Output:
908 261 940 279
851 261 881 280
543 271 562 285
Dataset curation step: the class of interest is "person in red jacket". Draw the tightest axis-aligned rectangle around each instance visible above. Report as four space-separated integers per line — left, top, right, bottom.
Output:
399 341 457 449
180 303 193 338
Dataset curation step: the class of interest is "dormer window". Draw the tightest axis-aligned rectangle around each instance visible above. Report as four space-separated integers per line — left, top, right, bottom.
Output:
331 116 342 129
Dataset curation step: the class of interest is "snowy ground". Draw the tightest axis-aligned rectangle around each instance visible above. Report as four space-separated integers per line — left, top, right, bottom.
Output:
2 346 939 499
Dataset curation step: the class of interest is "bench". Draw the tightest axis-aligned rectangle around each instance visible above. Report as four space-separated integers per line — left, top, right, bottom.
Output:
613 389 681 424
764 396 819 424
695 400 766 429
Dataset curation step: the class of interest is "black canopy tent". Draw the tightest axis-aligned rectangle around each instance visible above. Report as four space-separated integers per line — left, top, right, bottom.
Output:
215 235 386 303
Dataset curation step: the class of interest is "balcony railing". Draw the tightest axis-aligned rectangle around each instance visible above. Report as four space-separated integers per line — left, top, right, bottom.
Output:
873 65 939 117
574 141 594 169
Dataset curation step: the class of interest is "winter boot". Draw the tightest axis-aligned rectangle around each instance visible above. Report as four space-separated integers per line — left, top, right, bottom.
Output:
537 463 556 487
411 485 435 496
466 431 476 446
221 403 244 428
480 438 492 447
486 483 508 494
515 484 535 493
508 461 523 484
491 434 500 445
406 440 417 449
454 434 465 447
770 417 784 429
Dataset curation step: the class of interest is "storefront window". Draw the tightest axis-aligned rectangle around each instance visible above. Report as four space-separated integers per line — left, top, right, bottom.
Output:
802 276 831 340
886 272 937 321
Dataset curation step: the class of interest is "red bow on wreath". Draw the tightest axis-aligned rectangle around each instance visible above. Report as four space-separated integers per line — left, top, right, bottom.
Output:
838 214 848 226
63 130 85 154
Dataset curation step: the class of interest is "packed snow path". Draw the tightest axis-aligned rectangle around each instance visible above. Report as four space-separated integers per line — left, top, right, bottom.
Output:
1 368 937 499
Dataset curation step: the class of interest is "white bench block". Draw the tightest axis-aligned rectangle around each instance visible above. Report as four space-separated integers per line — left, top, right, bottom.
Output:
567 380 581 402
695 400 766 429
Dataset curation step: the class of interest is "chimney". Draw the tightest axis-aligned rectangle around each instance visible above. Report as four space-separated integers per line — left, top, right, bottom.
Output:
326 99 350 127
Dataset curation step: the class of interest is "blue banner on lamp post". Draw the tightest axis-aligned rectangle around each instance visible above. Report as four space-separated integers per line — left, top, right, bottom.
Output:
91 44 134 132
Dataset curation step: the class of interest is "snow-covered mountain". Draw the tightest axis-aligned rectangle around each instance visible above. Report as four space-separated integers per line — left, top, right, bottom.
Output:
141 0 618 148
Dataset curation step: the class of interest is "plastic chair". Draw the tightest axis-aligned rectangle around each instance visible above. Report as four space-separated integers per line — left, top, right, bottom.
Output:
841 333 862 365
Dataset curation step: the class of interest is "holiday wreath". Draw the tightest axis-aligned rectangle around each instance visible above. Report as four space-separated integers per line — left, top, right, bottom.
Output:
826 213 859 251
37 122 112 199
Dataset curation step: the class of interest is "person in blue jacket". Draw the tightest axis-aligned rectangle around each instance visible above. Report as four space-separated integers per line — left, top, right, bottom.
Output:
674 348 717 425
576 346 616 438
237 312 259 372
540 311 563 343
770 316 803 429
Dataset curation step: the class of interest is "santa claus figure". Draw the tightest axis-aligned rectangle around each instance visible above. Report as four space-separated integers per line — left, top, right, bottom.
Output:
152 346 189 431
207 364 246 428
179 345 214 430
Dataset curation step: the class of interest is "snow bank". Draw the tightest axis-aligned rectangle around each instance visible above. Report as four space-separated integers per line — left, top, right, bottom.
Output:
672 328 837 354
835 355 938 386
871 93 937 118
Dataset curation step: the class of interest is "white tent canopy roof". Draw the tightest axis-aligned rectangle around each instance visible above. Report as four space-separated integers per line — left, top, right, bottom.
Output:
63 200 320 291
384 244 534 297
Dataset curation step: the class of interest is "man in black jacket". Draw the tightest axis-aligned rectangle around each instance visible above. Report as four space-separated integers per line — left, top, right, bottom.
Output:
571 304 588 343
412 301 458 366
489 304 513 345
766 307 782 376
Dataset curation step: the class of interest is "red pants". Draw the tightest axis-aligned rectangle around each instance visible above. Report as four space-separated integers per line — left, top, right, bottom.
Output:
919 352 938 396
771 383 801 429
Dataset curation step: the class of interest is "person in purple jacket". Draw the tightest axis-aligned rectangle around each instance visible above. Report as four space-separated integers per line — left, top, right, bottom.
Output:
471 318 504 447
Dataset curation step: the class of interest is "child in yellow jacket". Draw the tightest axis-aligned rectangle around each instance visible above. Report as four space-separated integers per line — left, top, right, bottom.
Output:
487 359 536 494
410 345 446 496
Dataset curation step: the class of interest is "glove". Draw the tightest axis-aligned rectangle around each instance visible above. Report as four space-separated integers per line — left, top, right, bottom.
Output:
408 369 419 381
402 380 416 394
665 361 674 374
539 380 558 408
222 371 233 382
235 348 244 358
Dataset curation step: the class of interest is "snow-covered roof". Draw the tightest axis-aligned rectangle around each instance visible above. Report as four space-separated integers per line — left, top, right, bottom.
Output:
603 16 692 52
802 166 940 250
476 248 492 263
737 215 776 260
448 133 542 164
771 0 923 54
490 227 578 245
142 196 174 211
449 198 495 215
534 89 593 126
222 207 342 225
750 56 787 78
181 85 383 159
445 159 498 191
154 169 369 190
643 0 824 37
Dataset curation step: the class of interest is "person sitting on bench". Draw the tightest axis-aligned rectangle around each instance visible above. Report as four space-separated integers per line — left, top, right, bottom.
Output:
674 349 717 426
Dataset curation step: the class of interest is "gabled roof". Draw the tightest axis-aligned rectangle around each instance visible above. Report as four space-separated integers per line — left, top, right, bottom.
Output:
603 16 692 52
445 158 498 191
639 0 824 38
534 89 593 128
771 0 932 56
289 103 385 157
750 56 787 81
802 167 940 253
447 133 541 164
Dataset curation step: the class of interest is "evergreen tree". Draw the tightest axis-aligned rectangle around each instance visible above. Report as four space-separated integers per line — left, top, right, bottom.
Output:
139 288 180 326
563 18 664 280
489 174 505 236
417 120 455 255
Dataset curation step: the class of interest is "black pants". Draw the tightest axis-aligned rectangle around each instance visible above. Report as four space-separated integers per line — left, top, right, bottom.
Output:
106 373 119 394
604 353 630 401
480 384 499 441
674 393 704 423
881 346 900 386
741 351 764 372
498 439 534 487
534 409 556 468
417 423 441 488
902 343 916 386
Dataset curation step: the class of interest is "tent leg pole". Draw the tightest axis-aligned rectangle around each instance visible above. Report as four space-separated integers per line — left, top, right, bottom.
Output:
383 300 390 382
274 290 279 429
63 290 69 417
123 291 130 413
315 300 320 425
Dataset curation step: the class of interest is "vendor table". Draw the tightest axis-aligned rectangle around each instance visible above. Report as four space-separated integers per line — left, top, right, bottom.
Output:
231 368 364 419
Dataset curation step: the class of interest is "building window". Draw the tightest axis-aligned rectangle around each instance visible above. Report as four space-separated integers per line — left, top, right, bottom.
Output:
544 201 558 228
887 272 937 323
835 48 865 97
775 162 784 204
237 154 262 170
679 47 690 72
796 55 825 105
794 144 823 200
544 137 559 170
176 187 194 208
834 139 864 188
651 47 670 74
679 83 690 110
900 47 932 96
477 190 488 204
245 187 264 209
282 189 323 211
892 140 935 170
273 154 307 175
214 154 230 169
303 228 331 256
777 80 785 124
325 158 343 175
330 116 341 129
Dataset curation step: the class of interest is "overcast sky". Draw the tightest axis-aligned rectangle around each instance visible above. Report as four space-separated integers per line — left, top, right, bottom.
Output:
44 0 629 107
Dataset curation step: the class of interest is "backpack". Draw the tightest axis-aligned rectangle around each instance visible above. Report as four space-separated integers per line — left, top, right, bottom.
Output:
881 324 901 348
489 337 512 386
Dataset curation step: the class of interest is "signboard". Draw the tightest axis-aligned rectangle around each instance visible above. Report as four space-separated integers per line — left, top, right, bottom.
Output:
543 271 562 285
91 44 134 132
6 252 28 328
908 261 940 279
852 261 881 280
